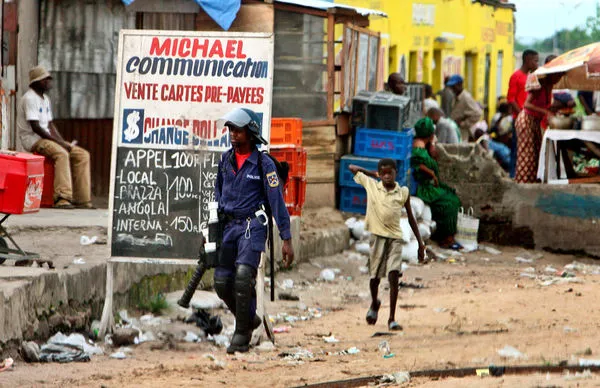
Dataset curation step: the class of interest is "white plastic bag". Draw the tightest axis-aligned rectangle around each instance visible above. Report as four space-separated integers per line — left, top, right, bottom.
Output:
422 205 432 222
399 217 414 243
409 197 425 219
418 222 431 241
456 207 480 251
401 239 419 264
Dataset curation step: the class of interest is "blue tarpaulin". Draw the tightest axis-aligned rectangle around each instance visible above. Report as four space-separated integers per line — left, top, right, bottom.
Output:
122 0 241 31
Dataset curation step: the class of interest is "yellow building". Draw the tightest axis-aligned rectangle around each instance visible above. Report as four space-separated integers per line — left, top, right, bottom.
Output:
336 0 515 116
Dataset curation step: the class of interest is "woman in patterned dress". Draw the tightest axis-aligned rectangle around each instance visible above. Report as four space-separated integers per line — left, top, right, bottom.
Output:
515 73 563 183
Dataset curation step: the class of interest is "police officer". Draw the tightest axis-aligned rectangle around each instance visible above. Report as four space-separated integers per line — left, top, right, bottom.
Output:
214 107 294 354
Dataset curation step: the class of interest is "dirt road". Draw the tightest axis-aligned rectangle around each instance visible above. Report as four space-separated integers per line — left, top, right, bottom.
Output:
3 245 600 387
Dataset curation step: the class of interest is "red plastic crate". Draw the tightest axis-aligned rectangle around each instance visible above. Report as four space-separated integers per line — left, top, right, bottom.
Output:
270 146 307 178
287 205 302 217
39 155 54 208
294 177 307 208
0 151 44 214
283 178 297 207
270 118 302 146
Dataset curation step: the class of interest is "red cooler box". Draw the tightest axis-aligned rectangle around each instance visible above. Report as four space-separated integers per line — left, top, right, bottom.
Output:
0 151 44 214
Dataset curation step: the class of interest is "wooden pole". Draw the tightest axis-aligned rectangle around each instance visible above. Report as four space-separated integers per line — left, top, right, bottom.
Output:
327 13 335 120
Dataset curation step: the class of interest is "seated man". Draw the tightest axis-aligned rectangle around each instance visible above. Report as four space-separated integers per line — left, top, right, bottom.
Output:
17 66 92 209
427 108 460 144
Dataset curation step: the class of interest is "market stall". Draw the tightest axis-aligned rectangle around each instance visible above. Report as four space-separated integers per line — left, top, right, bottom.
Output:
533 43 600 183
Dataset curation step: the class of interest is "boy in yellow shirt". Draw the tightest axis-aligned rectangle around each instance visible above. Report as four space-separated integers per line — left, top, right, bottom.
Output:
349 159 425 331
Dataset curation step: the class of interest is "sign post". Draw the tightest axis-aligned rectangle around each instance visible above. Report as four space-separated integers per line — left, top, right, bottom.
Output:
99 29 274 338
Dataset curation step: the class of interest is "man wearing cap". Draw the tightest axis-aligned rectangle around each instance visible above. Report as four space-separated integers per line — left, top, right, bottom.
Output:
447 74 483 142
17 66 92 209
214 107 294 354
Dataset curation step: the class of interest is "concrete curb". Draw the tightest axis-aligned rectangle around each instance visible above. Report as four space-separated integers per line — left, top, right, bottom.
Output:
0 221 349 351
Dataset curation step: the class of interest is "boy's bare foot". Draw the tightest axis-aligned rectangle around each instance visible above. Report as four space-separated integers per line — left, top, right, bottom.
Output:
388 321 403 331
366 300 381 325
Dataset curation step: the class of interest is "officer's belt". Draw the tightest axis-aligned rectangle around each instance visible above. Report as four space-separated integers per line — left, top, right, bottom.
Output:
222 205 266 221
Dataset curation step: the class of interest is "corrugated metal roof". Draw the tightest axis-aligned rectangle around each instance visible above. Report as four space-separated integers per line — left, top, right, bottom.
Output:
275 0 387 17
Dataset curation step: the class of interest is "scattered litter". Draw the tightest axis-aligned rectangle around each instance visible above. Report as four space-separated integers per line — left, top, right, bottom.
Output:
565 261 600 275
519 272 536 279
204 353 226 369
270 308 323 324
497 345 526 360
332 347 360 356
482 245 502 255
359 266 369 274
119 310 131 324
380 371 410 384
524 267 536 273
401 263 410 272
434 307 448 313
140 314 170 326
564 369 593 381
110 351 127 359
279 348 314 362
183 331 200 343
539 276 583 287
279 292 300 301
323 335 339 343
320 269 336 281
346 252 365 261
281 279 294 289
346 218 370 241
209 334 230 348
273 326 291 334
79 235 98 246
378 341 394 358
255 341 276 352
355 242 371 255
545 266 558 274
515 257 533 264
476 368 490 377
185 309 223 336
22 332 103 363
579 359 600 367
72 257 86 265
137 331 155 343
0 357 14 372
564 326 578 333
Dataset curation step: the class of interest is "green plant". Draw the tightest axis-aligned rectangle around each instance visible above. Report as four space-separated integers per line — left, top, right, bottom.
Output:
138 293 168 315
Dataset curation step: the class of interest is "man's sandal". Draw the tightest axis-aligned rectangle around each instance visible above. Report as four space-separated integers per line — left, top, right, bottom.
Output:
388 321 403 331
54 198 74 209
366 299 381 325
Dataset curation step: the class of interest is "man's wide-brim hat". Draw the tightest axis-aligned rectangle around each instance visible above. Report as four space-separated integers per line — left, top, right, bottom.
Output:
29 66 52 86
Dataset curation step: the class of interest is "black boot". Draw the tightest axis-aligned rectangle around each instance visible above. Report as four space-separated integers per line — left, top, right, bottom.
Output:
227 265 256 354
215 276 261 330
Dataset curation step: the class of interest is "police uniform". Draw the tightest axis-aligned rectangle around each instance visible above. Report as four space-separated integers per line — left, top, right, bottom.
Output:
213 122 291 353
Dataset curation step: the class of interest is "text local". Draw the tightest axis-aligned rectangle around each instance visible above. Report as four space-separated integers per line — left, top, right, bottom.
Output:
149 38 247 59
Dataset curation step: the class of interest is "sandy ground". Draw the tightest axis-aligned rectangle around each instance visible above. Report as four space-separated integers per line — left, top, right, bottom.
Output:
3 242 600 387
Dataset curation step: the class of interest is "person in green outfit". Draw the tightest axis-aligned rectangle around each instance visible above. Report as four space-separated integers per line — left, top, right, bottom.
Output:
410 117 462 250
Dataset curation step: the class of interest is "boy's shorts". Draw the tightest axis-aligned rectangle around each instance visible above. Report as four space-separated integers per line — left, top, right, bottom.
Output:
368 235 403 279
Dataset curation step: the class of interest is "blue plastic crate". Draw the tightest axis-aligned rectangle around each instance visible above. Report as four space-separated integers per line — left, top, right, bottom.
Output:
339 154 410 189
354 127 413 160
339 186 367 215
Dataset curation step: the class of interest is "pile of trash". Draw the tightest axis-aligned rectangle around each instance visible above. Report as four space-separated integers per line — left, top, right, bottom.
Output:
346 197 436 264
21 332 103 363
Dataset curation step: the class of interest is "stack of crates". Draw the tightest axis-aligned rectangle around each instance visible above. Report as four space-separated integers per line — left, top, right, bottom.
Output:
270 118 307 217
339 127 413 215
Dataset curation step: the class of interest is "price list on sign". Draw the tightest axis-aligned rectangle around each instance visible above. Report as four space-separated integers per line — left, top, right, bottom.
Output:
109 30 274 260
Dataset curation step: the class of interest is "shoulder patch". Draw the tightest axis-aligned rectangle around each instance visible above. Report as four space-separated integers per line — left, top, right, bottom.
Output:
266 171 279 188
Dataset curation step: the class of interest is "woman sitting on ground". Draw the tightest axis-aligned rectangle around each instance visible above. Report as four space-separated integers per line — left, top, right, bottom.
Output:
410 117 462 250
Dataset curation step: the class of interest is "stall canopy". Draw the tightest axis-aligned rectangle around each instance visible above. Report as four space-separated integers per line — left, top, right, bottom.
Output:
122 0 242 30
535 42 600 91
120 0 386 31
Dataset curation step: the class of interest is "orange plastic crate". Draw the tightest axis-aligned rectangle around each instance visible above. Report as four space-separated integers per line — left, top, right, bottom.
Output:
271 118 302 146
270 146 307 178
